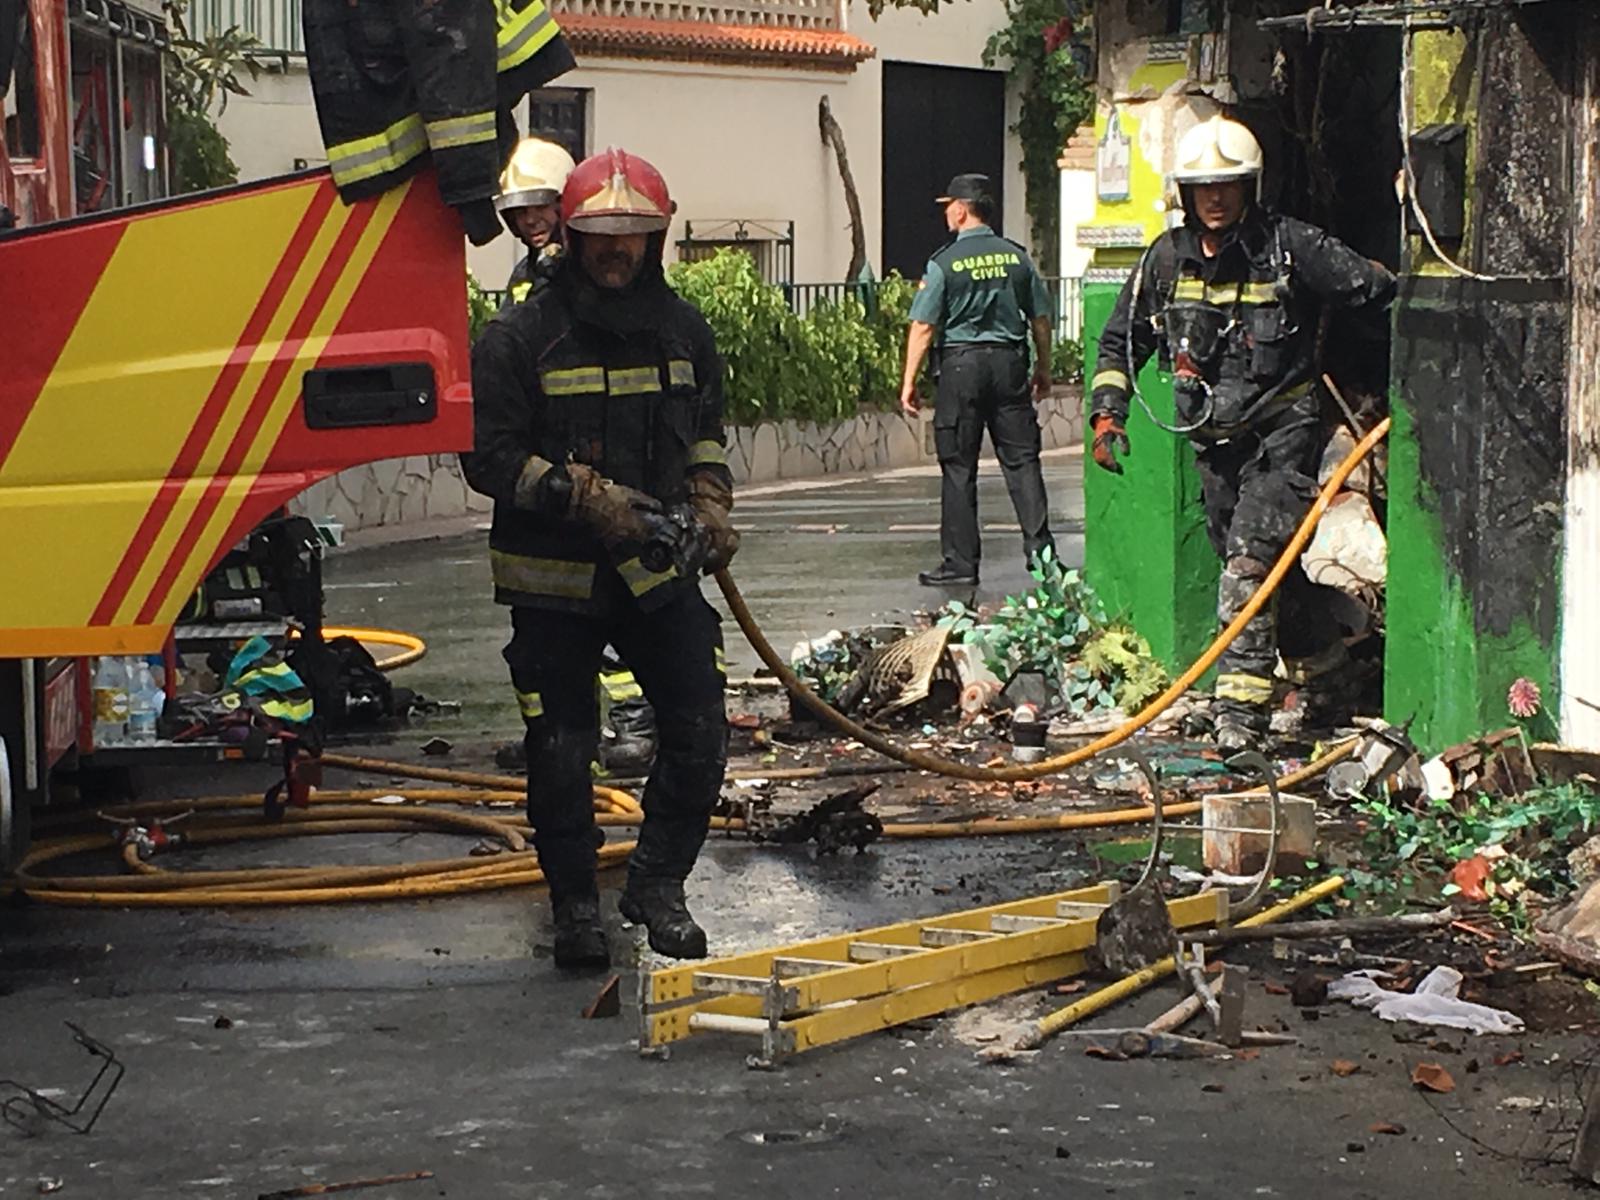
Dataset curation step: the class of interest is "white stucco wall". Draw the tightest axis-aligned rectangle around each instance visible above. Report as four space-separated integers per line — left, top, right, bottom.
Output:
214 0 1029 289
1058 167 1095 279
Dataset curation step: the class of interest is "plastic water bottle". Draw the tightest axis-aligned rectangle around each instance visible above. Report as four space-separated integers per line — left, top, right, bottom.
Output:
92 656 130 747
126 659 160 744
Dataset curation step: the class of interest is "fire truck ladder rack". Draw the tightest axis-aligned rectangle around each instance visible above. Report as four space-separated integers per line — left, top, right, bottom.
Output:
638 883 1230 1067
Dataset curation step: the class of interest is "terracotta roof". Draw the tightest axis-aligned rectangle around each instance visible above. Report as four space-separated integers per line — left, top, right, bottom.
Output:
1058 125 1096 170
559 14 877 70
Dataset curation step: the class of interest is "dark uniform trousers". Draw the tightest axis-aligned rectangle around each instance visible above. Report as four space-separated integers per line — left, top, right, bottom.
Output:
935 343 1054 575
1195 397 1346 732
503 578 727 902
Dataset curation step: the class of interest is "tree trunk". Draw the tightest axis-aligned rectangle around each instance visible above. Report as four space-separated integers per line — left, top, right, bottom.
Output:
819 95 867 280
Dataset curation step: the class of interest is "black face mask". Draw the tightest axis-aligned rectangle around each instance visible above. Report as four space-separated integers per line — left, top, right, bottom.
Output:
559 230 671 336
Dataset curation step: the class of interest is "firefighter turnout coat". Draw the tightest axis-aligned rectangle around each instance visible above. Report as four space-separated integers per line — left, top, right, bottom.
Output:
463 268 733 615
1090 209 1395 439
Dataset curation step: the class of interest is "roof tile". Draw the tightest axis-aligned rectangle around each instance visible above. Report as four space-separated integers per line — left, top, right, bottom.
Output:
560 14 877 69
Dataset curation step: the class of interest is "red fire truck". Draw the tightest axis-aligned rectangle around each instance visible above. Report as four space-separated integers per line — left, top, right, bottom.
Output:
0 0 473 866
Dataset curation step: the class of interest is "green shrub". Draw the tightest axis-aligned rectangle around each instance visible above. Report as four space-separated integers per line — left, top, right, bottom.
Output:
666 250 915 425
1051 335 1084 384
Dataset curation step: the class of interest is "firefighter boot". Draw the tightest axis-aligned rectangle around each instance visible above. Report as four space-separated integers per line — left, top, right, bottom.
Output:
551 893 610 970
602 698 658 774
618 875 707 959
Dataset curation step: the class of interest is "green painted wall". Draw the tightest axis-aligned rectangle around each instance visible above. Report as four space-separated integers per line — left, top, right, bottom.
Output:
1082 282 1218 673
1382 28 1563 749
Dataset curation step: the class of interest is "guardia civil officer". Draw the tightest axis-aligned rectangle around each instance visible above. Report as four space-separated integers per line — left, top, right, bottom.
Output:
899 174 1056 587
1089 116 1395 752
466 148 738 969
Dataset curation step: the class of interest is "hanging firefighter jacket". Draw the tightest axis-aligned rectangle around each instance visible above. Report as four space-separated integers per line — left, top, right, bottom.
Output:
302 0 576 245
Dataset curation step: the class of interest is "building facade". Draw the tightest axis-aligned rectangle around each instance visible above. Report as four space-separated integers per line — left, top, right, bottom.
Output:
191 0 1032 285
1076 0 1600 750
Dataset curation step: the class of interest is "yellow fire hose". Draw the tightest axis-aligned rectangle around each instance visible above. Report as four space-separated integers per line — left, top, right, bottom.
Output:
317 626 428 672
8 423 1387 905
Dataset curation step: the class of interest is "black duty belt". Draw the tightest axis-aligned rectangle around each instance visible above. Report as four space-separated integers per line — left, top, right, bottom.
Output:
943 340 1026 356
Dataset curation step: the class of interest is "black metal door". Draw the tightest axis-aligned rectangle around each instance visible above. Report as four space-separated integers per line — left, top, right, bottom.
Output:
880 61 1006 278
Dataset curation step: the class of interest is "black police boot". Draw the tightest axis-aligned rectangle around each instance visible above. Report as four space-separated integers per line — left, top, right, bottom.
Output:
551 894 610 970
618 876 707 959
918 563 979 587
601 699 658 774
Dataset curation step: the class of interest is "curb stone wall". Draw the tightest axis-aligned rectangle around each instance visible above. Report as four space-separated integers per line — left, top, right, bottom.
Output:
293 386 1084 535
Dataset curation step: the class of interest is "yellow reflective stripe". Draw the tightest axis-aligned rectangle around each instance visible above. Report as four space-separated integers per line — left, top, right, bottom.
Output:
516 689 544 719
668 359 696 388
1172 278 1278 305
713 646 727 675
688 440 727 468
1091 369 1130 394
541 367 606 396
602 675 644 702
497 0 559 71
259 698 315 723
490 550 595 599
607 367 663 396
511 281 532 303
425 111 497 151
326 114 427 187
616 556 677 598
1215 673 1275 704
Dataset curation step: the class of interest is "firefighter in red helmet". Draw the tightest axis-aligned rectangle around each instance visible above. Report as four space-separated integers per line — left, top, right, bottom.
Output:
465 148 738 968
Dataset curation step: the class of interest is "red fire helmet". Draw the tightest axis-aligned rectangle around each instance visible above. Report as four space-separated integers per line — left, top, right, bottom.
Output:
561 147 673 235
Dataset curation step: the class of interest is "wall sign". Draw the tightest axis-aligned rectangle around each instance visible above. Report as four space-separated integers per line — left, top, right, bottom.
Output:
1097 107 1131 202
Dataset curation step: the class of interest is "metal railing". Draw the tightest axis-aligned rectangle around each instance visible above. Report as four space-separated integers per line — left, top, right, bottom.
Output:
787 275 1085 342
548 0 839 29
187 0 303 55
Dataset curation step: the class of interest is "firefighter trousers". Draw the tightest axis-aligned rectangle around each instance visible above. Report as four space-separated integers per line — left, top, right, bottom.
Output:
503 588 727 902
1193 408 1346 733
933 344 1054 575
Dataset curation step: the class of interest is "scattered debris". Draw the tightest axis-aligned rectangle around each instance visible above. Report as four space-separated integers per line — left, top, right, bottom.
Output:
1202 791 1315 875
1410 1062 1456 1094
1191 909 1455 948
1290 970 1330 1008
1330 1059 1362 1077
257 1170 435 1199
1535 875 1600 979
1094 884 1175 976
583 976 622 1020
1074 1030 1231 1060
1369 1122 1406 1136
1 1023 124 1136
418 737 452 756
37 1180 64 1195
1328 966 1523 1035
213 1016 234 1030
745 784 884 855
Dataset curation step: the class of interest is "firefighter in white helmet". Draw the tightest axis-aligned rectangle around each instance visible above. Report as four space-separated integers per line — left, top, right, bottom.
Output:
1088 114 1396 752
496 136 577 307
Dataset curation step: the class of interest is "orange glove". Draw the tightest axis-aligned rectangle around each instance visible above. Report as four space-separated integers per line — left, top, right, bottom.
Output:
1091 415 1130 476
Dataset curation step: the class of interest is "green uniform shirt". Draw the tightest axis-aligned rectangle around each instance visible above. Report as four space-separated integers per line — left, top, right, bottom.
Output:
908 225 1052 347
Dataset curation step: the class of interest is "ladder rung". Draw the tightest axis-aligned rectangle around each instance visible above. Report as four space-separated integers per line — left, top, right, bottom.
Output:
773 957 847 976
990 914 1071 932
921 928 1001 947
1056 901 1112 919
692 972 771 996
689 1013 769 1035
848 941 923 962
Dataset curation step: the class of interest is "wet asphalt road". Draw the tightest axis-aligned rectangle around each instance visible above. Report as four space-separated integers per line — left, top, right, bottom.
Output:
1 452 1590 1197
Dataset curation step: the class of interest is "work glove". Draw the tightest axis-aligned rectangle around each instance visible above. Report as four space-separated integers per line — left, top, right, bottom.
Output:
564 462 664 549
1091 414 1130 476
687 473 740 573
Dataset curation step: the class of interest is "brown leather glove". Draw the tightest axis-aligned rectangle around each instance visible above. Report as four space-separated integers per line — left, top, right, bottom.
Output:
1091 414 1130 475
687 473 739 572
566 462 663 548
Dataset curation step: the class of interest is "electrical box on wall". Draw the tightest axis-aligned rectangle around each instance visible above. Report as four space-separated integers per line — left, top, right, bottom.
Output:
1406 123 1467 242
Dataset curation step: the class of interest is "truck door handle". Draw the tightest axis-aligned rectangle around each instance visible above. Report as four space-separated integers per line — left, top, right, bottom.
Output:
302 363 437 430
